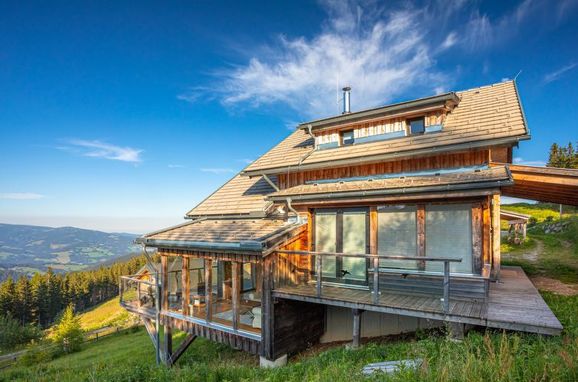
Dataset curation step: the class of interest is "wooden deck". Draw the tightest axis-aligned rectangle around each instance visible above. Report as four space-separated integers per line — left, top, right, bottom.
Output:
272 266 562 335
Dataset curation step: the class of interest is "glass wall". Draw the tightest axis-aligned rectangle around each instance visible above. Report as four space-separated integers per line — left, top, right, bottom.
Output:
314 208 368 285
165 257 261 335
377 205 418 270
425 204 473 274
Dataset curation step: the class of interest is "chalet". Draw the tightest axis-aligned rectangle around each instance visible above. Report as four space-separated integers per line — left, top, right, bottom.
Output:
120 81 578 367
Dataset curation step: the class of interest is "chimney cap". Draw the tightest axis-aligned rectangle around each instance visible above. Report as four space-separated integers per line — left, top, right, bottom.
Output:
342 86 351 92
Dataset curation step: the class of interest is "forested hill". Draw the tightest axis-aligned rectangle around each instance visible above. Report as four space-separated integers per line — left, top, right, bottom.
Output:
0 223 139 280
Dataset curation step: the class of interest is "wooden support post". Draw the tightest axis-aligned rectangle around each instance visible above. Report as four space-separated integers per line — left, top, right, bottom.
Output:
491 194 501 280
261 256 274 361
205 259 212 322
167 334 197 367
182 256 190 315
352 309 362 349
161 255 169 312
164 325 172 364
443 260 450 314
232 261 241 331
482 198 491 266
472 203 483 274
315 255 322 298
416 204 426 271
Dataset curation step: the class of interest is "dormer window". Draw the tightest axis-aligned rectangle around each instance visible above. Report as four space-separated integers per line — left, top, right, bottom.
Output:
341 130 354 146
408 117 425 135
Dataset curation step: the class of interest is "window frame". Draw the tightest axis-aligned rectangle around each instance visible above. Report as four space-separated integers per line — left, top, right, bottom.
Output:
340 130 355 146
407 117 425 135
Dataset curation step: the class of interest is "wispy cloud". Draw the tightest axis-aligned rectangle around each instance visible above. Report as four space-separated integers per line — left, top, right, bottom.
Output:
61 139 143 163
237 158 254 165
200 168 236 174
179 0 556 118
168 164 186 168
0 192 45 200
543 63 577 84
513 157 546 167
181 1 454 118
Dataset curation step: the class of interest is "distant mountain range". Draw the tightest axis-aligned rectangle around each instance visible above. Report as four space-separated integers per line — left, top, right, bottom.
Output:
0 223 140 280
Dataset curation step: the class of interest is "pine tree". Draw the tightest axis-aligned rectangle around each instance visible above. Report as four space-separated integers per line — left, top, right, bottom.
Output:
52 304 83 353
0 277 16 318
14 276 33 325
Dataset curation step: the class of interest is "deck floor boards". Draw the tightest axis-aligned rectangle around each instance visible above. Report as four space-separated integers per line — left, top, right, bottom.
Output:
273 266 562 335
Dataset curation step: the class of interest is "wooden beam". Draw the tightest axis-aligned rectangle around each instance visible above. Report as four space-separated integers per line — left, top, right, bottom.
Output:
491 195 501 280
232 261 241 331
182 256 190 316
164 325 172 364
482 198 491 265
205 259 212 322
472 203 483 274
416 204 425 271
161 255 169 312
167 334 197 367
261 255 274 360
352 309 362 349
370 207 379 304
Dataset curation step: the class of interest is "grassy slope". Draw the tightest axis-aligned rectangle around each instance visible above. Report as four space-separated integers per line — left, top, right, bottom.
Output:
78 297 134 332
502 204 578 283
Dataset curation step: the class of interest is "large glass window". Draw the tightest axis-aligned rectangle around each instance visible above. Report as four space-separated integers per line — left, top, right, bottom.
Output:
377 205 418 270
314 209 368 285
342 211 367 281
425 204 473 274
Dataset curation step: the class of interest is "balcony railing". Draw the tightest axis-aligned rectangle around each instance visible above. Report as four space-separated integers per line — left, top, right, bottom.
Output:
119 274 159 316
275 250 462 314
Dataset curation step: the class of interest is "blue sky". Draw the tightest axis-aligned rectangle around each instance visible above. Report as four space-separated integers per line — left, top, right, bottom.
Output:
1 0 577 233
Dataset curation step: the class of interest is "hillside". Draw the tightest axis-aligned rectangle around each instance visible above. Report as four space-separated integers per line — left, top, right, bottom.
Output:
0 223 139 279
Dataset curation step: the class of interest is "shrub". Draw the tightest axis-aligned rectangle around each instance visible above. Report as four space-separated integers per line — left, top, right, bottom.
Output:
51 304 84 354
0 314 42 351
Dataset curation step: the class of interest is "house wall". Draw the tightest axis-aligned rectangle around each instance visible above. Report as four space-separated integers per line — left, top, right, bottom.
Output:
321 306 441 343
278 149 490 189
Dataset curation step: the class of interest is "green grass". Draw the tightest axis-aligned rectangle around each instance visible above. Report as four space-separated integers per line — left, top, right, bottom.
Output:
77 297 134 332
3 293 577 382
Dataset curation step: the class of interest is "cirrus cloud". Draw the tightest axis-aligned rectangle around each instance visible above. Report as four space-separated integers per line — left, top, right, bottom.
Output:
60 139 143 163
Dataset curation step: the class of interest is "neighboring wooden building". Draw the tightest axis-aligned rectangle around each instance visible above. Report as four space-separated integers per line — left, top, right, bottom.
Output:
120 81 574 367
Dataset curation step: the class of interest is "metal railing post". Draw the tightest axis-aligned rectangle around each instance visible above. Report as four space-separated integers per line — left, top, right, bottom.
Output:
443 261 450 314
315 255 322 298
372 257 379 304
155 272 161 365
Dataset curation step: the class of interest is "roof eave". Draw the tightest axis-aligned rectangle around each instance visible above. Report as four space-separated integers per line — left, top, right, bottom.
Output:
267 179 514 202
298 92 459 131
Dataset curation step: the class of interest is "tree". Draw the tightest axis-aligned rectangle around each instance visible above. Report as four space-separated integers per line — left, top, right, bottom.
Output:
548 141 578 169
52 304 83 353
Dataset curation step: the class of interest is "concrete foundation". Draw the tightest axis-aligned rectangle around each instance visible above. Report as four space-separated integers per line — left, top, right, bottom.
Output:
260 354 288 368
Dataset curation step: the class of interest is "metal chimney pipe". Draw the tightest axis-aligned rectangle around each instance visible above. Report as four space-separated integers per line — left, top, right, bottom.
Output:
342 86 351 114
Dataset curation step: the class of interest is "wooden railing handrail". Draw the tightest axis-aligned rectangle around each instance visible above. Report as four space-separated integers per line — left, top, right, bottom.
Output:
120 275 157 287
276 249 462 262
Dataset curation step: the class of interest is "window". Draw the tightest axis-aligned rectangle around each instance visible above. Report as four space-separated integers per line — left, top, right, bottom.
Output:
425 204 473 274
314 208 368 285
407 117 425 135
377 205 418 270
341 130 354 146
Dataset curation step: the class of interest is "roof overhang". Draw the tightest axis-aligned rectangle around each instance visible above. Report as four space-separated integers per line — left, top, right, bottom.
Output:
267 166 513 203
494 162 578 206
298 92 460 132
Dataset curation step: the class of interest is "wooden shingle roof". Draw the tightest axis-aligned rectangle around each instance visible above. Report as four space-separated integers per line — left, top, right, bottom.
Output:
268 166 512 201
243 81 529 175
186 174 277 218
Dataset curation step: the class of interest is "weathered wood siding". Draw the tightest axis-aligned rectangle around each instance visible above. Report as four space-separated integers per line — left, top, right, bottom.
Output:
272 299 325 358
279 149 490 189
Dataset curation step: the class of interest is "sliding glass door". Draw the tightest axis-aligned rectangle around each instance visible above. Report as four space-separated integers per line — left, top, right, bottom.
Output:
314 208 369 286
